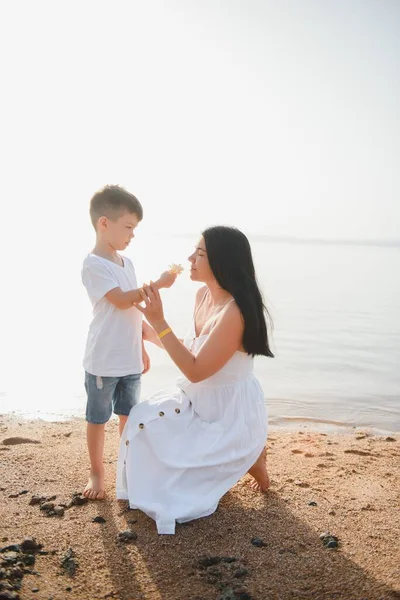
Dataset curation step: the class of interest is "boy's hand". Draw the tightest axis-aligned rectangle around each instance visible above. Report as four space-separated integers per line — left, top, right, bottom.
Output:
156 271 177 289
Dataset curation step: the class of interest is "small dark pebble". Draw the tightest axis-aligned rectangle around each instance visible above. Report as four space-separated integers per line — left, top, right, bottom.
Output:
92 516 106 524
233 569 249 579
65 587 72 592
8 494 19 499
29 496 44 506
221 557 237 563
18 491 28 496
32 589 39 593
20 538 42 552
233 588 248 595
60 549 78 576
308 501 317 506
32 495 57 505
70 493 88 506
320 532 339 549
197 556 221 568
21 554 35 566
116 530 137 543
40 503 55 512
386 436 396 442
251 537 267 548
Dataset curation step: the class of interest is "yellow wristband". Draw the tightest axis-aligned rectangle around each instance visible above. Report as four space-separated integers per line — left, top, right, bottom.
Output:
158 327 172 340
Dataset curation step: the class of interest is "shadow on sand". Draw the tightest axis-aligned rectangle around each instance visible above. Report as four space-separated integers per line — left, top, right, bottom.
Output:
93 486 399 600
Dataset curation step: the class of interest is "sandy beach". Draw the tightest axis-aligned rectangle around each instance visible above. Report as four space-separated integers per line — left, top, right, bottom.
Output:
0 416 399 600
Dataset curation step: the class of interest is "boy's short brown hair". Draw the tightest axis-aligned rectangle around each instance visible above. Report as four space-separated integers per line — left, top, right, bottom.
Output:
90 185 143 229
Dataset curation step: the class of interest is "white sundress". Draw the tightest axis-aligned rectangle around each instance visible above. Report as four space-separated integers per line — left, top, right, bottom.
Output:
116 324 268 534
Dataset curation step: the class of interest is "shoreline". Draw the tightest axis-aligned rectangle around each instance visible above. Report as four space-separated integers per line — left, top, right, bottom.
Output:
2 410 398 437
1 416 399 599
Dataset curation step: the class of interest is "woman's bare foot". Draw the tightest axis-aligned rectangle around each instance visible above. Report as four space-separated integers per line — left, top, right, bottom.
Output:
247 448 270 492
83 471 105 500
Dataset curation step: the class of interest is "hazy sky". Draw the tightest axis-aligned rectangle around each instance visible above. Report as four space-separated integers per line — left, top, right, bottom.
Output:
1 0 399 242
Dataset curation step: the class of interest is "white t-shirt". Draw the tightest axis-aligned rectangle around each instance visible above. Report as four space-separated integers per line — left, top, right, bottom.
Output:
82 254 143 377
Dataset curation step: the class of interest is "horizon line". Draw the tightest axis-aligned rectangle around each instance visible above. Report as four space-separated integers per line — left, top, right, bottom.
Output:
153 232 400 248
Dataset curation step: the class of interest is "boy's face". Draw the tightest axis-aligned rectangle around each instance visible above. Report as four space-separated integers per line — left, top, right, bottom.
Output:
97 211 140 251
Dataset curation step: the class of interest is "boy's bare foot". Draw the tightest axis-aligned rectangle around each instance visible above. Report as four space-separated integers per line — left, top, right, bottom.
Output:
83 472 105 500
247 448 270 492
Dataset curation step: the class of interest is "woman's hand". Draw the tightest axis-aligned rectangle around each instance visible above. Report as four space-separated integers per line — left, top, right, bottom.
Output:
134 284 166 329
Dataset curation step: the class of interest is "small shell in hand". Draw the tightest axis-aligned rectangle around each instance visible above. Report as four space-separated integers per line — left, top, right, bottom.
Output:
169 263 184 274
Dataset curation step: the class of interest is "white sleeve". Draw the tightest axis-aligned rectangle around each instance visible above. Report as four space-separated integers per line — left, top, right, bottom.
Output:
82 260 119 302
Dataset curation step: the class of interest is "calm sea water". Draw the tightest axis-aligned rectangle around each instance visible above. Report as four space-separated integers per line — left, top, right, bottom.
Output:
0 237 399 433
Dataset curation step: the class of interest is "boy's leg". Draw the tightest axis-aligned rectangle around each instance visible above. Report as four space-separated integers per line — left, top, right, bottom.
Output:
84 373 117 499
113 373 141 436
85 423 106 500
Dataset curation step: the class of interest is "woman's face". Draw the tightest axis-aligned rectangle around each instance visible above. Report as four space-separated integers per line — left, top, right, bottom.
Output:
188 237 214 283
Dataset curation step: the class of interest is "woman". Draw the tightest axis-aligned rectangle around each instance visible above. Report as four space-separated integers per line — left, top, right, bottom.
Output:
117 226 274 534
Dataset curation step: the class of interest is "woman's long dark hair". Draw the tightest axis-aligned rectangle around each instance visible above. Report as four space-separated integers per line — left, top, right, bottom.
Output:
202 226 274 358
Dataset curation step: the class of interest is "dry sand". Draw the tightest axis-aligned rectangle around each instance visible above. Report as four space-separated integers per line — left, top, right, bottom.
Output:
0 417 399 600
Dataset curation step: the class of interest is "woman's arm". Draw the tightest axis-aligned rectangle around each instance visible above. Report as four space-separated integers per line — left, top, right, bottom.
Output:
135 286 243 383
157 305 243 382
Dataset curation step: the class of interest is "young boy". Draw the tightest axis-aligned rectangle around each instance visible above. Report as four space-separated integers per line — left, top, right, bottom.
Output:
82 185 177 500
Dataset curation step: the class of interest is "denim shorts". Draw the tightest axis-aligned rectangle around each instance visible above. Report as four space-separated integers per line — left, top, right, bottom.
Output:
85 372 141 424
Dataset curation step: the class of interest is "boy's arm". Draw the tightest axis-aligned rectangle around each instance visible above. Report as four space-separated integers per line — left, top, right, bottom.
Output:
142 340 151 374
105 271 177 310
106 286 146 310
142 320 164 348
